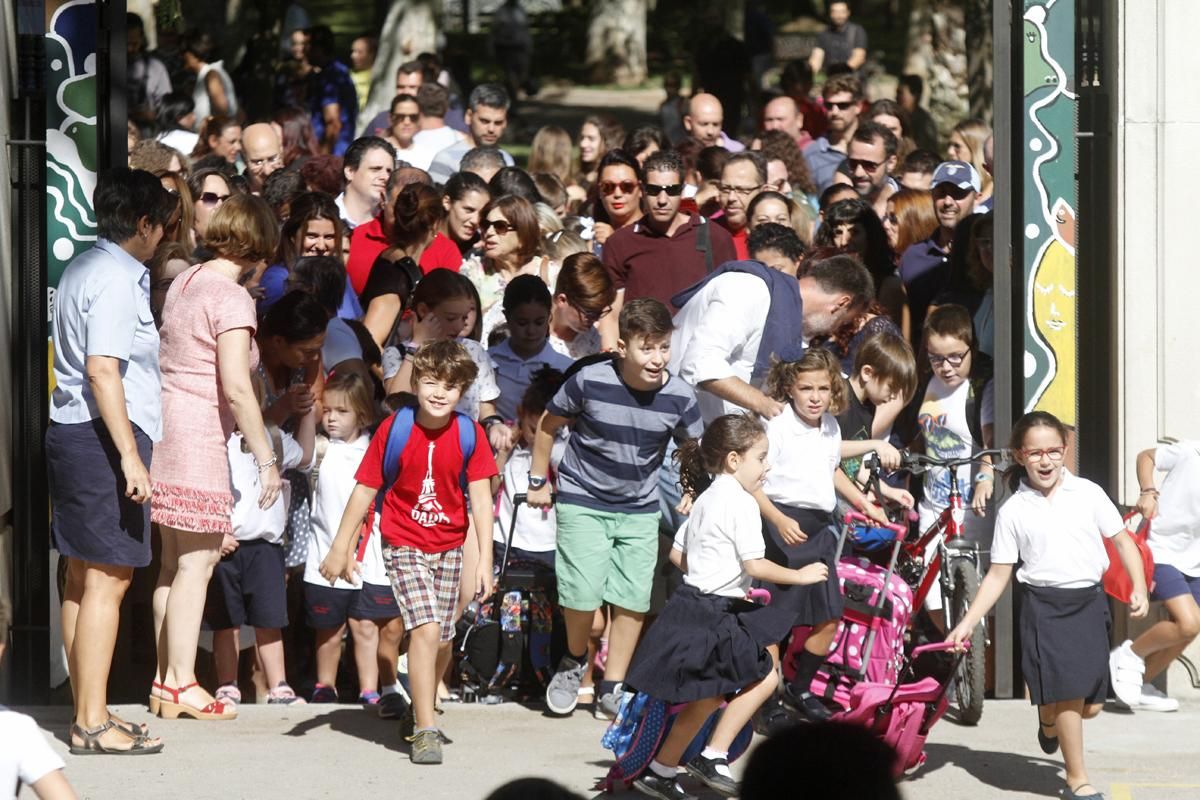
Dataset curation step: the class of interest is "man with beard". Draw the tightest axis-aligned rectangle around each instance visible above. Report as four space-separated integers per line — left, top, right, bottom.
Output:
899 160 980 337
599 150 737 351
845 121 899 218
803 74 862 192
427 84 516 184
670 254 874 424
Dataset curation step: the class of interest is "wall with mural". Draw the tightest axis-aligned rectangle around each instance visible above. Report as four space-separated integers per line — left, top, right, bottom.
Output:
46 0 98 312
1021 1 1077 428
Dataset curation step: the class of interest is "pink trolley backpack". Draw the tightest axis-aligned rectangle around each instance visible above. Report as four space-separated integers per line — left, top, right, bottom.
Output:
783 513 913 709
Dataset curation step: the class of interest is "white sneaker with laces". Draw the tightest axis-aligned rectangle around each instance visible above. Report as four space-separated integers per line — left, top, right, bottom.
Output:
1137 683 1180 712
1108 640 1145 708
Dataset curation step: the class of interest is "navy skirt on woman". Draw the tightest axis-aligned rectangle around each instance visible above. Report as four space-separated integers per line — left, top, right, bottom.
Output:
1019 582 1110 705
625 584 776 704
758 504 844 639
46 419 153 568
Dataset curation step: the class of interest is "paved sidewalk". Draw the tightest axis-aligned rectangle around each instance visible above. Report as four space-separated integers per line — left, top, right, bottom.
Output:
16 698 1200 799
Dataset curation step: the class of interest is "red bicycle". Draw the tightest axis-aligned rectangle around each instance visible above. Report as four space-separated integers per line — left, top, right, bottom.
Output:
858 448 1004 725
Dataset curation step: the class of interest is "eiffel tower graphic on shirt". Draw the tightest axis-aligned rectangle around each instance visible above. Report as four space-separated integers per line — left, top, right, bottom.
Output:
410 442 450 527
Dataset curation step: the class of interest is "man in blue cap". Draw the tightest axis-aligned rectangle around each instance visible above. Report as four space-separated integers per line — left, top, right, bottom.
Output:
898 160 980 336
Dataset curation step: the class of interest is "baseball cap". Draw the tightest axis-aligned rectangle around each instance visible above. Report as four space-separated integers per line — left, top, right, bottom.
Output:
931 160 981 193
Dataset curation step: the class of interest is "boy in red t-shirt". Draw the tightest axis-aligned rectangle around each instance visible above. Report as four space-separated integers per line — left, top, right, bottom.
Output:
320 340 497 764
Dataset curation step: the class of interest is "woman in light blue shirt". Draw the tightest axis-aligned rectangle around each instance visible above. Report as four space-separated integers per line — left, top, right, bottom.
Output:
47 168 175 754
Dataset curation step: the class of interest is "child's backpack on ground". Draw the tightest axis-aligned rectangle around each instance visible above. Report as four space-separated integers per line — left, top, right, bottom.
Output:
837 676 951 777
597 692 754 792
784 554 915 710
453 492 561 701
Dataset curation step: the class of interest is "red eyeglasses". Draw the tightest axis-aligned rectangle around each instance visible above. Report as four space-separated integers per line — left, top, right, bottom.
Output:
599 180 638 196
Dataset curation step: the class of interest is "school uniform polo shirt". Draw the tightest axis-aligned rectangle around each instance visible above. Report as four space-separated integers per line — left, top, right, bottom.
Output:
991 470 1124 588
602 214 737 312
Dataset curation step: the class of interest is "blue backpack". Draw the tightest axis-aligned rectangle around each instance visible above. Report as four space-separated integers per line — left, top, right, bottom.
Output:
597 692 754 792
357 406 477 560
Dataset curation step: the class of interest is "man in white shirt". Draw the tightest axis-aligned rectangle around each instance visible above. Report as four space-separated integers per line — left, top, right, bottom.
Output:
408 83 465 170
336 136 396 230
671 254 873 423
428 83 516 184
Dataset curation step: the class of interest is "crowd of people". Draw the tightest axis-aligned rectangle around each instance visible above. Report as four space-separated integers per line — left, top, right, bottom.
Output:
7 3 1199 800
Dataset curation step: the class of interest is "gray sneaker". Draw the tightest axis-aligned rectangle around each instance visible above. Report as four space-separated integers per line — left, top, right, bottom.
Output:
594 686 624 721
410 729 443 765
545 655 588 715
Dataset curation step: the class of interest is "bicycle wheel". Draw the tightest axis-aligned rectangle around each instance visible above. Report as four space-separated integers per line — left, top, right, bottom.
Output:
949 558 986 725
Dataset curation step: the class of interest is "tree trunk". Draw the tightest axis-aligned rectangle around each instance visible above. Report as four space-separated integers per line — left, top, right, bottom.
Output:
585 0 648 86
903 0 970 142
361 0 440 134
965 0 993 123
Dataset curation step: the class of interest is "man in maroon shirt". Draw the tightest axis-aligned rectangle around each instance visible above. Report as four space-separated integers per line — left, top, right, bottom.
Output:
599 150 736 350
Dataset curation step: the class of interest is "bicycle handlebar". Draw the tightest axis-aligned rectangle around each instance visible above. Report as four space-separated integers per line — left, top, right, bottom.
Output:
843 510 907 538
866 449 1006 475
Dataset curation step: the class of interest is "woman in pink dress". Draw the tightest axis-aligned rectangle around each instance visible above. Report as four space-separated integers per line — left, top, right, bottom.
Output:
150 194 283 720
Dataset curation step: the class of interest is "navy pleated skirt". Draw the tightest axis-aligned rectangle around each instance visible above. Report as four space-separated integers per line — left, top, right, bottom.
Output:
759 504 844 637
46 419 154 568
625 584 776 704
1019 582 1110 706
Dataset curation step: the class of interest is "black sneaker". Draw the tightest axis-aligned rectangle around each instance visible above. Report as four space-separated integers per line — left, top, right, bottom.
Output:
399 707 415 740
378 691 410 720
631 772 697 800
781 685 833 722
684 753 739 797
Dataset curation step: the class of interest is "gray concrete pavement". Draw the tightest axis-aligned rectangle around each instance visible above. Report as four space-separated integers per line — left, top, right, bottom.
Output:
15 696 1200 799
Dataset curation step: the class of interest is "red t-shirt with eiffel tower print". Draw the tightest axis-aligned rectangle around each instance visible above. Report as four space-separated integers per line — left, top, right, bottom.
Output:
355 414 497 552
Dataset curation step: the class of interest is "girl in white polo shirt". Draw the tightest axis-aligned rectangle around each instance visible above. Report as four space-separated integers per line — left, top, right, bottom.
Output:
753 347 884 724
948 411 1149 800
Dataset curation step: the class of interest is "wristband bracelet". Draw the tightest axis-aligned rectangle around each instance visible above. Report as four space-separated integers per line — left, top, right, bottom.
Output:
256 455 277 472
974 473 994 483
1139 488 1159 495
482 415 506 429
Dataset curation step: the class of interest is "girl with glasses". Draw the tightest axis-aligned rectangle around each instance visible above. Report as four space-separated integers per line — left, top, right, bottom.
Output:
948 411 1148 800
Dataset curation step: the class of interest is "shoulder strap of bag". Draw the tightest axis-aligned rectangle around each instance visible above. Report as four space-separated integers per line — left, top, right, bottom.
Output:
695 217 714 274
358 406 417 562
455 412 477 492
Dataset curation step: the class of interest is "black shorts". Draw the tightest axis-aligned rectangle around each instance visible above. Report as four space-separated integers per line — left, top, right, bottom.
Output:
203 539 288 630
46 419 153 568
304 581 400 629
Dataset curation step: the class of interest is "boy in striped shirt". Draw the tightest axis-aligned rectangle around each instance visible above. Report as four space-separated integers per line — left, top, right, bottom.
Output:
527 298 704 720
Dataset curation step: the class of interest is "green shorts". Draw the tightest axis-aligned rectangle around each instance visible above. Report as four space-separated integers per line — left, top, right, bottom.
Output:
555 502 661 613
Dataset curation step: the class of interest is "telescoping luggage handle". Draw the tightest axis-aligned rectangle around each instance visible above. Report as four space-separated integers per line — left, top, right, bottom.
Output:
838 511 909 681
879 640 970 723
501 492 555 584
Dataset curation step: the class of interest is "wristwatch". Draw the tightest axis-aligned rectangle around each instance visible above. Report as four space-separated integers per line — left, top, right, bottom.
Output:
528 473 548 490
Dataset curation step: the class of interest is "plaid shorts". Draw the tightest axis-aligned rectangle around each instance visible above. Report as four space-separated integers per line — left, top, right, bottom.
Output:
382 545 464 642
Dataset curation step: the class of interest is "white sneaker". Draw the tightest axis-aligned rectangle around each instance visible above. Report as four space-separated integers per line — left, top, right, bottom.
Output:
1108 640 1145 708
1137 683 1180 712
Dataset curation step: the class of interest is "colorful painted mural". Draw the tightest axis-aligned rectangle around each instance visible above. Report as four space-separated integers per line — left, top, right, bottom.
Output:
46 0 98 311
1021 1 1077 427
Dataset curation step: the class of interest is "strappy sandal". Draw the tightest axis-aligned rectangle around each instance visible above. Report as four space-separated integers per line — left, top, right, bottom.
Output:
69 719 164 755
157 682 237 720
1037 717 1059 754
1065 783 1104 799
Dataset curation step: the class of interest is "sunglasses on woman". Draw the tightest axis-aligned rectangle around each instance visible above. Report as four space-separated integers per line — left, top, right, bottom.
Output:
391 112 419 123
198 191 230 206
481 219 515 235
599 180 638 196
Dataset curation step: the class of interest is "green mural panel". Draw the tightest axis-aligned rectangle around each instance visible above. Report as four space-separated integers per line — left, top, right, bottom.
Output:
46 0 99 295
1021 1 1078 427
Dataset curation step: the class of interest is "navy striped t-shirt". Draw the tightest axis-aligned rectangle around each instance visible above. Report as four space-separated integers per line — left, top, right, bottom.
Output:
547 359 704 514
